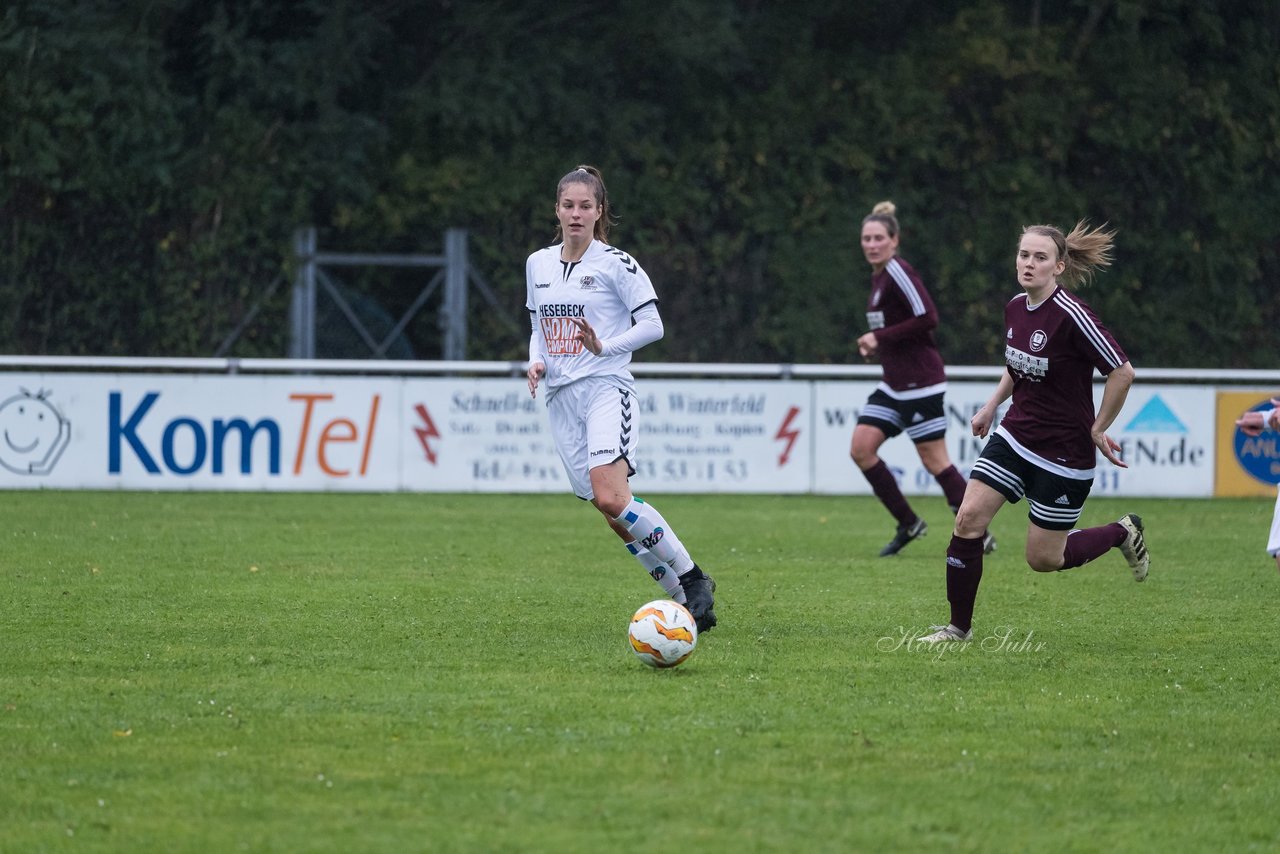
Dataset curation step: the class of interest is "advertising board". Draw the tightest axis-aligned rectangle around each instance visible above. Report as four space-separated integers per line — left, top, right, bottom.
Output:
0 372 1232 498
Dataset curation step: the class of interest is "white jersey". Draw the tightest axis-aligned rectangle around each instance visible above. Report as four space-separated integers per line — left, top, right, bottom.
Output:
525 239 658 396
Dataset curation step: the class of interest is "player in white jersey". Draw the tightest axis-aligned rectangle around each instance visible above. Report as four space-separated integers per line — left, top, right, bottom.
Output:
525 165 717 632
1236 399 1280 573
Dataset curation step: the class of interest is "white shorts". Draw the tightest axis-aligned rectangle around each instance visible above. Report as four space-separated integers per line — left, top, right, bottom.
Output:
547 377 637 500
1269 486 1280 557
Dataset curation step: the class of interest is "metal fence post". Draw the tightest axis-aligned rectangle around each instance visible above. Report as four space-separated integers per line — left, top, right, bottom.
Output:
289 227 317 359
442 228 469 360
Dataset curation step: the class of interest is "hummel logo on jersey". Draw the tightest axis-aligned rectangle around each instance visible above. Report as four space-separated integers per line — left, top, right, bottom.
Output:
535 282 550 289
1054 494 1070 505
579 275 597 290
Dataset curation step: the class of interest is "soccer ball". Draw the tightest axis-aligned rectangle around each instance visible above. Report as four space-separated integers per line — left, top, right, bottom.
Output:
628 599 698 668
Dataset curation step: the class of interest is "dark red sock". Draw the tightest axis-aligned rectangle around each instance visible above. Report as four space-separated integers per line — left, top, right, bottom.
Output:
862 460 916 527
945 534 986 633
934 464 968 511
1060 522 1126 569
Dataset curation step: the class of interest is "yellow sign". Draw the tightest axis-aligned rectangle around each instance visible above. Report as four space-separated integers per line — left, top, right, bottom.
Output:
1215 390 1280 497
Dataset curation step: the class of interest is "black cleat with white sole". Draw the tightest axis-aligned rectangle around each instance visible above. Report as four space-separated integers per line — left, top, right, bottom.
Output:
879 517 928 557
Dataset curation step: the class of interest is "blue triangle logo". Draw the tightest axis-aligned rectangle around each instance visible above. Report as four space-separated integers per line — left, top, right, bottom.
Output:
1124 395 1187 433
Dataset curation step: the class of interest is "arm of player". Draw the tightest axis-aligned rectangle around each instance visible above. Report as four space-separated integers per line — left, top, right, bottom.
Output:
872 275 939 347
1091 361 1136 468
972 371 1014 438
1235 397 1280 436
527 311 547 398
866 310 937 358
871 311 938 346
570 303 664 357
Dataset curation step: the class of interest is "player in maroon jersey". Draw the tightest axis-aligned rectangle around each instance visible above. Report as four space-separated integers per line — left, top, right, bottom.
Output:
852 201 994 557
918 221 1149 644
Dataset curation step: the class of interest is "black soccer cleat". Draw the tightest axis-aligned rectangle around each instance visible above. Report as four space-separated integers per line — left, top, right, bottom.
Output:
679 565 717 632
879 517 928 557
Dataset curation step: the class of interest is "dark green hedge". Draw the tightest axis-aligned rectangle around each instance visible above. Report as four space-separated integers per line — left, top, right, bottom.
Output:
3 0 1277 366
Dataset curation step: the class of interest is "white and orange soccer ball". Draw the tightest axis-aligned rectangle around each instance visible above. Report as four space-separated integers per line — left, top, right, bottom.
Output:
627 599 698 668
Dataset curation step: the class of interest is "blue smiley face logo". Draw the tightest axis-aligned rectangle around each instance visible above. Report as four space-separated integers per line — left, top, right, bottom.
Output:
0 389 72 475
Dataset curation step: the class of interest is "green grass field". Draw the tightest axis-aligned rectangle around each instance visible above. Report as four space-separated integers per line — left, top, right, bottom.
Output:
3 490 1278 853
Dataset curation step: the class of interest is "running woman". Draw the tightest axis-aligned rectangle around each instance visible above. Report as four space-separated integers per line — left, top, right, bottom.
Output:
853 201 994 556
918 221 1149 644
525 165 717 631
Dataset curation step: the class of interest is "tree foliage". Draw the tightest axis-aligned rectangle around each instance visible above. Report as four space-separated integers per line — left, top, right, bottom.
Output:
2 0 1277 366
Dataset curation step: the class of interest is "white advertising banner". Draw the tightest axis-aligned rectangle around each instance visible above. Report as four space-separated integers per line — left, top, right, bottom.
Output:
626 380 811 493
0 372 1214 496
0 374 811 494
812 381 998 496
393 379 812 494
401 379 567 493
0 373 404 491
811 380 1214 498
1102 383 1214 498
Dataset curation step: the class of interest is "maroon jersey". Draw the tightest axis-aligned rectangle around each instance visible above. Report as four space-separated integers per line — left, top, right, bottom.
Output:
995 286 1127 474
866 257 946 396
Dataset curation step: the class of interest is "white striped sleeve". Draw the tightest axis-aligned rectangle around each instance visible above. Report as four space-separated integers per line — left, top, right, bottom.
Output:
886 258 927 316
1054 292 1123 368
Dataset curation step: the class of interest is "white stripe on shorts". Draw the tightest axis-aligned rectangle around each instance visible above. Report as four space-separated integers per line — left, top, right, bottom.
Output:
905 416 946 439
862 404 903 428
972 457 1025 498
1029 499 1082 526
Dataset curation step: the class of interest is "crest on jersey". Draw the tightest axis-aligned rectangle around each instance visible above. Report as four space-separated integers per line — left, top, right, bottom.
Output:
1029 330 1048 352
579 276 597 290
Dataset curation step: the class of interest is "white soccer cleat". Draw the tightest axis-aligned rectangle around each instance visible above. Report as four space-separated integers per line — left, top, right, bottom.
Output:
918 624 973 644
1117 513 1149 582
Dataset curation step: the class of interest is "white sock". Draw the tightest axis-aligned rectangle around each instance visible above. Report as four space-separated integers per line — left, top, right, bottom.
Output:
626 542 686 603
614 496 695 575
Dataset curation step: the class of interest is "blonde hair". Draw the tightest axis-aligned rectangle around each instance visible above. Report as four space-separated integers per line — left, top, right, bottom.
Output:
1022 220 1115 288
862 200 899 239
555 164 614 242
